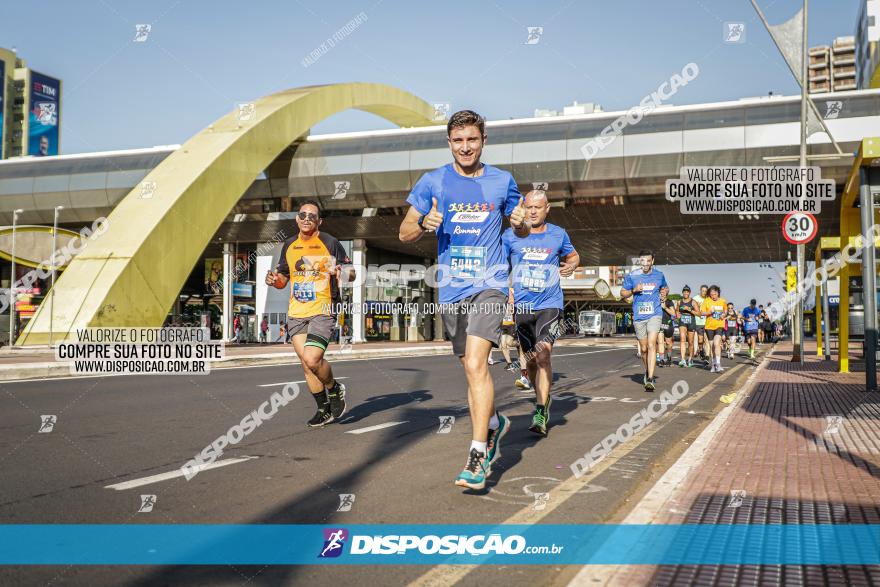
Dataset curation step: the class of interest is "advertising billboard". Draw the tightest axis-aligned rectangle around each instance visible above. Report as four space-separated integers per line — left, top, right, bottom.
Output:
27 70 60 156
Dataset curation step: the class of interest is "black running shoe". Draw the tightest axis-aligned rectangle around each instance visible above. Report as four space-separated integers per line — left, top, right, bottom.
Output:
307 406 334 428
327 383 347 419
644 377 656 392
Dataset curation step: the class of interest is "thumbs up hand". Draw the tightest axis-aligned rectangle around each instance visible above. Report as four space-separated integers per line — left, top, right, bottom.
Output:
420 196 444 232
510 196 528 229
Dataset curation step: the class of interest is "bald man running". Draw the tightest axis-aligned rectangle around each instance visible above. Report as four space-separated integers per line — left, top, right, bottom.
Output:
503 190 579 436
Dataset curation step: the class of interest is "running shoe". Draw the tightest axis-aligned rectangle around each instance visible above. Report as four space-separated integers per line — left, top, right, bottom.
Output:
678 359 687 368
709 364 718 373
488 357 496 365
687 360 695 368
515 375 531 390
454 448 490 490
644 377 656 392
327 383 347 419
716 365 725 373
486 412 510 466
307 406 334 428
529 399 551 437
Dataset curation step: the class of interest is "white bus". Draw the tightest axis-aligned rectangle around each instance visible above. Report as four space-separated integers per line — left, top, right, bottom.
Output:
579 310 616 337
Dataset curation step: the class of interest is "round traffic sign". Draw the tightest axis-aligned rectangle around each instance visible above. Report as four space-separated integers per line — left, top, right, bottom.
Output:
782 211 818 245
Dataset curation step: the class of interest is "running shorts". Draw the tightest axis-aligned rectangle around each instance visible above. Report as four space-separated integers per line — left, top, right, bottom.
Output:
440 289 506 357
515 308 563 354
286 314 337 350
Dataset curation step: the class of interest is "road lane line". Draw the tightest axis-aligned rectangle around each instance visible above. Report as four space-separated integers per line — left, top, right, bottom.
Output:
345 421 408 435
553 348 629 358
258 377 348 387
104 456 258 490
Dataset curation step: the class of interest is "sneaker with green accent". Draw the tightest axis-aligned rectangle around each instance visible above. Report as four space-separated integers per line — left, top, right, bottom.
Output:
529 400 551 437
454 448 490 490
486 413 510 466
327 382 347 419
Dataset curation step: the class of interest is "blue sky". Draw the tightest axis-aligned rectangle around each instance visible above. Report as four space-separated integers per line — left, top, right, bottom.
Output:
0 0 858 309
1 0 862 152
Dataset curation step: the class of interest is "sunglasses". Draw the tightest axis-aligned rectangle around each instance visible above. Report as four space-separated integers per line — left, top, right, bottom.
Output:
298 211 319 222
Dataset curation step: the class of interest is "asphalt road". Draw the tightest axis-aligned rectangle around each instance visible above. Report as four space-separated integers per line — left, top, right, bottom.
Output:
0 341 765 586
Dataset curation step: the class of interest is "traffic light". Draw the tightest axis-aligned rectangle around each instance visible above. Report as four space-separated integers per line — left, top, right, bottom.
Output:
786 266 797 292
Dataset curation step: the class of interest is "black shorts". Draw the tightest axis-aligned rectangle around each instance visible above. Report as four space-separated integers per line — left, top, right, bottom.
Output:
678 316 696 332
661 322 676 339
706 327 724 340
745 329 758 339
515 308 562 354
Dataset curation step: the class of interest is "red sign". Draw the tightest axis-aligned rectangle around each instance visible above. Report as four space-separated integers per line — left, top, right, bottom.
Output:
782 212 818 245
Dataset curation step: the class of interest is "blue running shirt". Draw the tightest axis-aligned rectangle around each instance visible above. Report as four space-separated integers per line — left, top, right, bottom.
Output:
407 163 522 303
622 268 669 322
742 306 761 332
502 223 574 312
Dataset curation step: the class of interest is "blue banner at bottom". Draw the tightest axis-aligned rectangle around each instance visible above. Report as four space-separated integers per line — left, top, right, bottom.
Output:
1 524 878 565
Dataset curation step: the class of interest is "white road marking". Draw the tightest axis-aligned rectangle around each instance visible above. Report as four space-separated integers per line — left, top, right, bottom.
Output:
104 456 258 490
258 377 348 388
345 421 408 435
553 348 628 358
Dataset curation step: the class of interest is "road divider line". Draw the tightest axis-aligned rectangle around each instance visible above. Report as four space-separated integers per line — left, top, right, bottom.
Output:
553 348 628 358
258 377 348 388
104 456 258 490
345 421 408 435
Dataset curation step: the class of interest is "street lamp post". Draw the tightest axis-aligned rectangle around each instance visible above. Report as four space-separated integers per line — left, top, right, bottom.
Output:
49 206 63 347
9 208 23 348
792 0 809 362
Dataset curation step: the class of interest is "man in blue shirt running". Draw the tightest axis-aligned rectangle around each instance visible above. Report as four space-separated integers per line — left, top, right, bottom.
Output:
741 298 761 359
503 189 579 437
620 251 669 392
399 110 529 490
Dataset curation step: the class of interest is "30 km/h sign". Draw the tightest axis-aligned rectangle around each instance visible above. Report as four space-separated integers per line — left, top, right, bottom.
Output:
782 211 818 245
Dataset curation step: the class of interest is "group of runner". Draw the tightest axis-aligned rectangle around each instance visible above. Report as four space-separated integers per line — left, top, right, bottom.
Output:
263 109 777 492
623 263 778 391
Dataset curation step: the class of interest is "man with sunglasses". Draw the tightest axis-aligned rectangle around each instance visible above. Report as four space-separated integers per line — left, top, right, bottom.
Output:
266 201 352 428
399 109 529 491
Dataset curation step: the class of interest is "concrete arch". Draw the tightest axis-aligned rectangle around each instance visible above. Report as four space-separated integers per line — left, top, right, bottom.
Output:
19 83 438 344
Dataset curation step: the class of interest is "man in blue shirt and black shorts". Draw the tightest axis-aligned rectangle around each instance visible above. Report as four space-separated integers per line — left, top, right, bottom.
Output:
399 110 529 490
620 251 669 392
503 189 579 437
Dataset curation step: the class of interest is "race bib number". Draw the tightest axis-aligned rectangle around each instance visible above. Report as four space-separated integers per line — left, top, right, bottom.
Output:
449 246 486 279
680 314 693 324
293 282 316 302
637 301 655 316
727 320 737 328
521 267 549 292
712 307 723 320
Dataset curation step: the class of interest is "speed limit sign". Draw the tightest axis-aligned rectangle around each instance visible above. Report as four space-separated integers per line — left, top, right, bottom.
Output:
782 211 818 245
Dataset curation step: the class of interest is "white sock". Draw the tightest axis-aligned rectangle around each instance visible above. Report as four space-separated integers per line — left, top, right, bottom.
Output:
470 440 487 454
488 412 499 430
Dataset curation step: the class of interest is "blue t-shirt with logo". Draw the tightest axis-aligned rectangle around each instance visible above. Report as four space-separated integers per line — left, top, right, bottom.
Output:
622 268 668 322
502 223 574 312
742 306 761 332
407 163 522 303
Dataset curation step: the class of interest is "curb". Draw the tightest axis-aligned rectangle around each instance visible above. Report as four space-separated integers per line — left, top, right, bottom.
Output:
0 344 454 382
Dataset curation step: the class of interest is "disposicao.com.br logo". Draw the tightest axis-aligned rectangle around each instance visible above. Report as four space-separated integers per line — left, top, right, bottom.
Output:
319 528 563 557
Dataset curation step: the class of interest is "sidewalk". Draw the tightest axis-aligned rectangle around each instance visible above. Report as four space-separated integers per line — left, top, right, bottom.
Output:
0 334 637 381
581 340 880 586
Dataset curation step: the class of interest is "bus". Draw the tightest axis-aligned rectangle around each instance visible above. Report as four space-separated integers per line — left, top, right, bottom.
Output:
579 310 615 337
